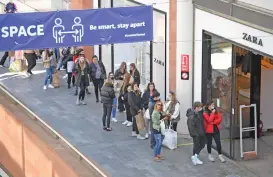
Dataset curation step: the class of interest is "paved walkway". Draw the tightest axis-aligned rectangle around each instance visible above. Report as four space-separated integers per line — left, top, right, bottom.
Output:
0 62 257 177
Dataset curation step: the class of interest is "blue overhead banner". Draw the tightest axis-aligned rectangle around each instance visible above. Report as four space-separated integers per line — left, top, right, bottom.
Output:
0 6 153 51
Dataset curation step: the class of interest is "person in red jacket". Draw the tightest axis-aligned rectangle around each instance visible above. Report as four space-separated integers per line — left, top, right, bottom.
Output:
203 101 226 163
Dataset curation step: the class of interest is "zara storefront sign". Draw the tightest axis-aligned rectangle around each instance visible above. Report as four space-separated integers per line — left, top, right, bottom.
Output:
242 32 263 46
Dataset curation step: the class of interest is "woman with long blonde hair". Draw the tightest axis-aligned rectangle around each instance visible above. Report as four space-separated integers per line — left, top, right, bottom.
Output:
74 53 90 105
164 91 180 131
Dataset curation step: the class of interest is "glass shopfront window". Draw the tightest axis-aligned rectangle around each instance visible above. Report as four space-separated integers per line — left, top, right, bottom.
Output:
203 33 232 156
98 0 167 96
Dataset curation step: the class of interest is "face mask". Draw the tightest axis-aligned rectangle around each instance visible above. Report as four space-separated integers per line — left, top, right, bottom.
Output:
211 106 214 110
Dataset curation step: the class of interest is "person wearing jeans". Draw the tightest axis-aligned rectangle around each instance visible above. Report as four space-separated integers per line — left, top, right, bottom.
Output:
203 101 226 163
101 78 115 131
42 49 57 90
0 51 8 67
90 55 106 103
152 101 168 162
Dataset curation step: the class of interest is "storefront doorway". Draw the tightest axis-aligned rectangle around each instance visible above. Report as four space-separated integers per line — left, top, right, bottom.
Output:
201 31 273 160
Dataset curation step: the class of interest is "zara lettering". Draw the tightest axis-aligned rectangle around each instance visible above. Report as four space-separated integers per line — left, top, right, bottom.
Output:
1 25 44 38
242 32 263 47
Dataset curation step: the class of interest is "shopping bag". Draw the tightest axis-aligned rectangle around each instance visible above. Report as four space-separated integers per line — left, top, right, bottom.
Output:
53 71 60 88
144 109 150 120
135 111 145 131
9 60 21 72
160 120 167 135
162 128 177 150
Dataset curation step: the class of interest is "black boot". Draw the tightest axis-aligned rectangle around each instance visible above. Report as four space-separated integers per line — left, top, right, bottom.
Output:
74 89 78 96
68 84 71 89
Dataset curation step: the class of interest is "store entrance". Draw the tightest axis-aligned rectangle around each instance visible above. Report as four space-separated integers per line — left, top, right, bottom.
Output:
232 46 273 160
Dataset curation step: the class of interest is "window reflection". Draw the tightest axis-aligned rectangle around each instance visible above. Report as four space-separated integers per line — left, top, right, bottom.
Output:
209 36 232 153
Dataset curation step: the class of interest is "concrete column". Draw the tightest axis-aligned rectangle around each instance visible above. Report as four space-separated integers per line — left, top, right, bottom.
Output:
169 0 177 92
71 0 94 60
176 0 193 135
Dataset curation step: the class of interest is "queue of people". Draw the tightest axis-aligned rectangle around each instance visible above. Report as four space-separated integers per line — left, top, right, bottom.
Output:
0 47 226 165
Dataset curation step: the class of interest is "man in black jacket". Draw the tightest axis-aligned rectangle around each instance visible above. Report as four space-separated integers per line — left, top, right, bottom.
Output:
101 79 115 131
187 101 205 165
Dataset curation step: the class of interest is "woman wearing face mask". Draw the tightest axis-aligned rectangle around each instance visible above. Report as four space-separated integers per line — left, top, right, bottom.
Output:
203 101 226 163
74 54 90 105
128 82 145 140
164 91 180 131
129 63 140 86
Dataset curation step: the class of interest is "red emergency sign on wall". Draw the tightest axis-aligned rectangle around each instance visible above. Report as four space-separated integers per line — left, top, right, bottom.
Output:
181 54 189 80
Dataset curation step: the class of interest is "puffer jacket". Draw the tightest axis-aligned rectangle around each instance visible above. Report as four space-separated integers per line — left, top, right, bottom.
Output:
186 108 204 137
100 81 115 104
203 109 222 133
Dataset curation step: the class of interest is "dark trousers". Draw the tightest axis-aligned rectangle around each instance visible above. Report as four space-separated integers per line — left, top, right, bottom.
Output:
93 78 104 100
24 53 36 73
132 116 139 134
193 135 206 155
102 103 113 128
67 73 75 86
78 76 87 101
125 102 132 122
206 132 222 154
0 51 8 65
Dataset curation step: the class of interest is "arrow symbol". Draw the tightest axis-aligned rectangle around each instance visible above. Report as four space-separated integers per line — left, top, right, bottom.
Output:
58 30 79 35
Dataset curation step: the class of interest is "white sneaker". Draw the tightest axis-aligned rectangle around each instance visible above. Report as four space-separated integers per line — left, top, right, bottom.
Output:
43 85 47 90
132 131 137 137
137 135 145 140
195 156 203 165
81 101 86 105
0 65 4 68
48 84 54 89
208 154 215 162
63 74 68 79
126 122 132 127
219 155 226 163
112 118 118 123
122 120 129 125
191 156 197 165
145 133 149 139
24 72 30 77
76 99 80 106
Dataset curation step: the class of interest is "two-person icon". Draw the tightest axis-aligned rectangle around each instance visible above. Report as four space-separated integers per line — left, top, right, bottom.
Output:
53 18 65 44
52 17 84 44
72 17 84 42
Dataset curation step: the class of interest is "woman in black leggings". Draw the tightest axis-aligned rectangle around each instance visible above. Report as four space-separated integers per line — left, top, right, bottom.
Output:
24 50 38 76
203 101 226 163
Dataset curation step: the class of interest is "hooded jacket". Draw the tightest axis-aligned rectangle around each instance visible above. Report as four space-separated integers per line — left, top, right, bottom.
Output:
100 81 115 104
203 109 222 133
186 108 204 137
